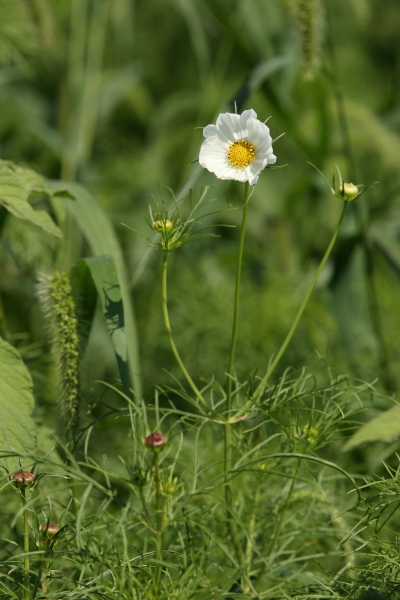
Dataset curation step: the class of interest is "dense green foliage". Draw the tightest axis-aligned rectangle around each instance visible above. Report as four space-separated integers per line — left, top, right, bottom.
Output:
1 0 400 598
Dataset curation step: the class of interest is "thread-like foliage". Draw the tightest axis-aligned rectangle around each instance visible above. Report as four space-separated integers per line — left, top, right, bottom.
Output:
37 271 81 439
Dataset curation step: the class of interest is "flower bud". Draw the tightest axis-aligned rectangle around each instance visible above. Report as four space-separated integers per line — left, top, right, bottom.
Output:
11 471 36 489
145 432 166 450
41 523 60 539
163 476 179 496
339 182 359 201
153 219 173 233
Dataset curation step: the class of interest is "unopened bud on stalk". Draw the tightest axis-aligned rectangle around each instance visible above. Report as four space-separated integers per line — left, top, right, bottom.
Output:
153 219 173 232
145 432 166 450
339 182 359 201
11 471 36 489
40 523 60 538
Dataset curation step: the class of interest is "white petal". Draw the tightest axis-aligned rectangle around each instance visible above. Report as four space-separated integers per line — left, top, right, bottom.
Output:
216 112 241 141
203 124 219 138
247 118 272 150
239 110 257 138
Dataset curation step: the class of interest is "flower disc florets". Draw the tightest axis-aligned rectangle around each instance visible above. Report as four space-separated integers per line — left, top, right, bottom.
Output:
11 471 36 489
199 109 276 185
145 432 166 451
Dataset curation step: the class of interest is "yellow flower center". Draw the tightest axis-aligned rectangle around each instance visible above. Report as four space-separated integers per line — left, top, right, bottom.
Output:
227 140 256 168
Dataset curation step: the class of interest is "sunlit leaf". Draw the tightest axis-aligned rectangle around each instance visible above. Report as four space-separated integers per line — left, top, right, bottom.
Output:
0 337 36 469
0 159 69 238
75 256 131 397
344 404 400 449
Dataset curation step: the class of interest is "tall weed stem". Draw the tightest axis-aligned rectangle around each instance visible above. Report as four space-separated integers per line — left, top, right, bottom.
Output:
161 254 207 408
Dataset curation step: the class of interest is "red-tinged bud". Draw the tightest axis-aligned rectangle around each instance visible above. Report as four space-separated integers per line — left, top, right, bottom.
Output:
11 471 36 489
145 432 166 450
41 523 60 539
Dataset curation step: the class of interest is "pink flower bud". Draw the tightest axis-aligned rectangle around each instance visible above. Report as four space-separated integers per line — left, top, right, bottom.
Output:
145 432 166 450
11 471 36 489
41 523 60 539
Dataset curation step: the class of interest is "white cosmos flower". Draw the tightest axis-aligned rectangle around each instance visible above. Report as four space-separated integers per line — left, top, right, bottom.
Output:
199 109 277 185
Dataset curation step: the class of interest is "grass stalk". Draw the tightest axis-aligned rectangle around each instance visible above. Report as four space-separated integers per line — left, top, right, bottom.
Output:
161 254 208 408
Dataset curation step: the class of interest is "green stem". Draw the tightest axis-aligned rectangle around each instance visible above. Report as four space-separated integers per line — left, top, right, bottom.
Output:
224 422 245 565
154 454 163 597
226 181 251 413
223 182 251 568
255 460 300 587
237 200 348 416
22 491 30 600
243 482 261 588
161 254 208 408
41 560 51 597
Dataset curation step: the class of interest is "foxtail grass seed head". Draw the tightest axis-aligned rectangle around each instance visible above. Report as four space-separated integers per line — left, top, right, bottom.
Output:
292 0 322 80
145 432 166 451
41 523 60 538
199 109 276 185
37 271 81 436
12 470 36 489
339 182 359 201
153 219 173 232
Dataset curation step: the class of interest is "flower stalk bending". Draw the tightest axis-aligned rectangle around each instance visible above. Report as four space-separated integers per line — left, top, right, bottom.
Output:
236 200 348 418
161 254 207 408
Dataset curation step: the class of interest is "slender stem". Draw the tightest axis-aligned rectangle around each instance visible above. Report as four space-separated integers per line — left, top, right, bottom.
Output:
226 181 251 413
255 460 300 587
235 200 348 417
224 422 245 565
154 454 163 597
41 560 51 597
161 254 208 408
22 491 30 600
243 482 261 588
223 182 251 568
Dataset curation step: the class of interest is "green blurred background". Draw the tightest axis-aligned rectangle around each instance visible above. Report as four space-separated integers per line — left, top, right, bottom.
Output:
1 0 400 429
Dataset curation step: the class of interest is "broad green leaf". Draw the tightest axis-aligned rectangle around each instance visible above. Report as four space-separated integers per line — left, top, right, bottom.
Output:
0 337 36 469
0 159 70 238
344 405 400 450
74 256 130 397
50 182 141 399
70 260 98 356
